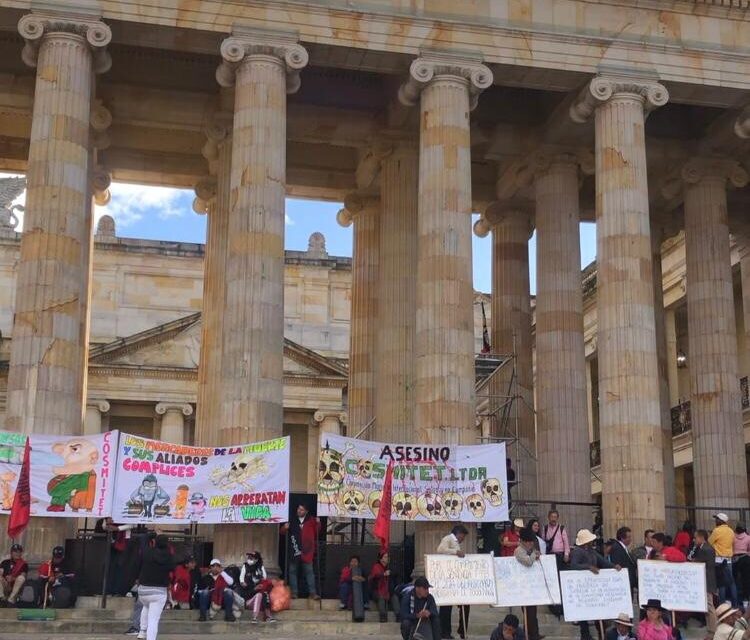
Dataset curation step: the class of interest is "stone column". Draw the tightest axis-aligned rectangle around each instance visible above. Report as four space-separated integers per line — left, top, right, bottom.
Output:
213 29 307 573
570 75 669 535
375 140 419 442
743 249 750 372
4 12 110 560
682 158 749 520
156 403 193 444
665 309 680 407
533 152 591 533
84 399 110 436
400 54 492 573
337 194 379 435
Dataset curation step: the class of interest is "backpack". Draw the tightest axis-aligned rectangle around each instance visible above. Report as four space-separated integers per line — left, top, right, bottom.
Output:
51 585 75 609
16 581 40 608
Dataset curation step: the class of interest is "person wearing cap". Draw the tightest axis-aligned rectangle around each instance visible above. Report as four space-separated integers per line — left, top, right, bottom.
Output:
689 528 718 634
637 599 673 640
711 514 739 608
399 577 440 640
713 602 750 640
605 614 635 640
0 543 27 606
502 520 523 557
515 528 545 640
491 613 526 640
570 529 620 640
437 524 470 639
38 545 76 608
196 559 236 623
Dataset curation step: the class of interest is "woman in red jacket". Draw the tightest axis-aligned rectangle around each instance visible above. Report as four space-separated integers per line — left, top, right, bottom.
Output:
369 551 400 623
170 556 197 609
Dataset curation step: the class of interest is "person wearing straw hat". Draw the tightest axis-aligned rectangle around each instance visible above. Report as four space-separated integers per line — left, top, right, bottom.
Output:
713 602 750 640
570 529 620 640
637 599 672 640
605 614 635 640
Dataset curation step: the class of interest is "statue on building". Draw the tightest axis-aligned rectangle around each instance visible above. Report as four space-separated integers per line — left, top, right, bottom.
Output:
307 231 328 258
0 176 25 236
95 214 117 242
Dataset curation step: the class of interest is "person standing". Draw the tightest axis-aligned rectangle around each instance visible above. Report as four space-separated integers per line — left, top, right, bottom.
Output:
399 577 441 640
501 520 523 557
710 513 739 608
674 522 694 557
136 534 175 640
609 527 637 594
650 533 687 563
733 524 750 606
689 529 718 634
0 543 28 606
515 528 545 640
282 504 321 600
543 510 570 566
525 519 546 555
633 530 655 562
369 551 400 623
437 524 470 640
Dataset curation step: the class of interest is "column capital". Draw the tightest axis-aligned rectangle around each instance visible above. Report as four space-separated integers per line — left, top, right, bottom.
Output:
569 74 669 124
193 175 218 215
90 100 112 150
473 200 534 238
155 402 194 417
313 409 348 427
86 399 110 413
734 105 750 139
398 51 493 111
91 166 111 206
680 157 748 189
18 11 112 73
215 28 308 93
336 192 380 227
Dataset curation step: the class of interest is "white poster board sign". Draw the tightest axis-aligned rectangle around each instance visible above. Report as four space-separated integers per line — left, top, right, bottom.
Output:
638 560 707 612
425 554 498 606
561 569 633 622
493 555 561 607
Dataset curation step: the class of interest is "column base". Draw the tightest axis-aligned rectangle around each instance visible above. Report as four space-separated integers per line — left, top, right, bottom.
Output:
213 523 280 576
412 522 476 578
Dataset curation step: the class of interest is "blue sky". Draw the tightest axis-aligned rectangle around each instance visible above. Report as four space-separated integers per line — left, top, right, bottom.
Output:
4 177 597 293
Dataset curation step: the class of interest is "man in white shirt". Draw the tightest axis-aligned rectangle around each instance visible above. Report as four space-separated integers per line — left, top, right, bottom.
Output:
437 525 469 639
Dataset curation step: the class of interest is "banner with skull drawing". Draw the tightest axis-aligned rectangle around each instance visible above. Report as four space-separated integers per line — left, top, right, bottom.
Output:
317 434 508 522
0 429 117 519
111 433 290 524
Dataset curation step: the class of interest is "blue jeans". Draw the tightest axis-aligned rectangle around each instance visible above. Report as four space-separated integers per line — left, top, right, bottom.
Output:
288 558 316 597
197 588 233 617
718 562 739 608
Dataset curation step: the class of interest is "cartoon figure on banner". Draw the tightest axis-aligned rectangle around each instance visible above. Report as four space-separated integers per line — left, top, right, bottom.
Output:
481 477 504 507
466 493 486 519
128 474 170 518
188 492 207 520
173 484 190 519
318 441 345 509
0 469 16 510
210 452 268 491
46 438 99 512
367 490 382 516
339 489 366 515
393 491 418 519
0 442 22 464
417 491 444 519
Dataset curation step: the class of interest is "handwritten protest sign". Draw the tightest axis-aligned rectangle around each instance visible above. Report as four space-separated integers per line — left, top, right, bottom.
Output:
493 555 561 607
561 569 633 622
638 560 707 612
425 554 498 606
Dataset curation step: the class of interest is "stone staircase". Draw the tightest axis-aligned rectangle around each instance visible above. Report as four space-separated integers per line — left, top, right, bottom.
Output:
0 597 709 640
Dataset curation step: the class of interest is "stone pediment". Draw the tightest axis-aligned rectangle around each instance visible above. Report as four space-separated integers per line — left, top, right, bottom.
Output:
88 312 347 382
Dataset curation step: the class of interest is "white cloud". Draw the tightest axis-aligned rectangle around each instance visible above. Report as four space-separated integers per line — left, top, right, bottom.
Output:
285 213 294 226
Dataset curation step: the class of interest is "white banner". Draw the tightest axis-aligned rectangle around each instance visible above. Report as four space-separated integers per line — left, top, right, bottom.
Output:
112 434 290 524
561 569 633 622
493 555 561 607
317 434 508 522
0 430 117 519
638 560 707 612
425 554 498 606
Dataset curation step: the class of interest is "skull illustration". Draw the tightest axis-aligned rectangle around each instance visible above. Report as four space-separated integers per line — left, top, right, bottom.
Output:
417 491 444 519
481 477 503 507
367 490 382 516
466 493 486 519
441 492 463 519
356 458 373 479
339 489 366 515
318 442 344 505
392 491 418 519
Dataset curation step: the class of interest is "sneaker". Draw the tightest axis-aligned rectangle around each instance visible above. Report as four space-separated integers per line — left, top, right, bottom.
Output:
124 628 139 636
309 593 321 601
266 617 277 623
198 614 207 622
251 618 259 624
338 603 346 610
137 634 146 640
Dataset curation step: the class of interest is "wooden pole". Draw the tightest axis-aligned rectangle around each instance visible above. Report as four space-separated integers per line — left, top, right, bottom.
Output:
523 606 530 640
461 605 468 638
598 619 605 640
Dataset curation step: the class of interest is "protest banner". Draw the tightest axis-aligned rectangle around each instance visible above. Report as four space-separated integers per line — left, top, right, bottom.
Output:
112 433 290 524
561 569 633 622
493 555 561 607
0 430 117 519
425 554 498 606
317 433 508 522
638 560 707 612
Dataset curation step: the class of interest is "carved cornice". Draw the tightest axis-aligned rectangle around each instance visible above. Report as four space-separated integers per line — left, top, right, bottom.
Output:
215 28 308 94
88 364 199 381
155 402 194 416
398 52 493 111
18 12 111 73
569 75 669 124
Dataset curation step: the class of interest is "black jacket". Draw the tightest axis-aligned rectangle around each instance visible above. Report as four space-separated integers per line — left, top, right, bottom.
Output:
690 542 717 594
609 540 637 590
138 546 175 587
569 546 614 571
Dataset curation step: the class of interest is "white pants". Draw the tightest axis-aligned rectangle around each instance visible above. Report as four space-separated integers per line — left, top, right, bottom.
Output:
139 585 167 640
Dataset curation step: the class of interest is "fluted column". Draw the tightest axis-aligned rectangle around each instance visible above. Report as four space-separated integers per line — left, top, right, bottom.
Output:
533 152 591 533
376 140 419 441
665 309 680 407
570 75 669 535
475 203 536 505
682 158 749 521
156 403 193 444
213 30 308 573
337 194 379 435
743 249 750 369
195 119 232 446
400 54 492 574
3 12 110 561
84 399 110 436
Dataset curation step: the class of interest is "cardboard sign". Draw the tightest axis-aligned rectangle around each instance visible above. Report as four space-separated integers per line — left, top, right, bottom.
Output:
561 569 633 622
425 554 498 606
493 554 562 607
638 560 707 612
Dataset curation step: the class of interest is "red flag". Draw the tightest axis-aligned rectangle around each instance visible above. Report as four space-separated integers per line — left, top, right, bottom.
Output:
7 437 31 540
373 460 394 553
